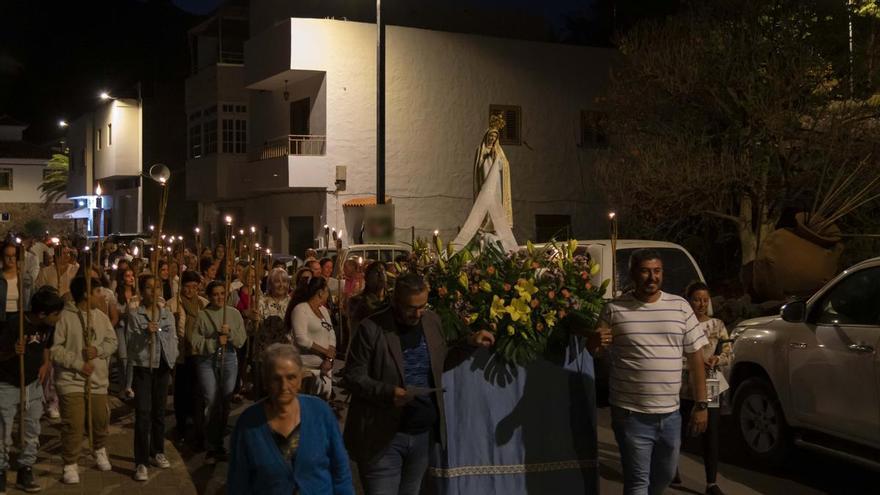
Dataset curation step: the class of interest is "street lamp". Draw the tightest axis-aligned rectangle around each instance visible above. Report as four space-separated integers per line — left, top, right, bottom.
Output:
376 0 386 205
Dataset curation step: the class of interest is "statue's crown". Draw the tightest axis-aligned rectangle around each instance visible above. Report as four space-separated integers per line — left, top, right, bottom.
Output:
489 113 506 133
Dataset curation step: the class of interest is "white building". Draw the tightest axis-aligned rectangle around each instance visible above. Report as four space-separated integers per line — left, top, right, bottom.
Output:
184 2 250 245
65 97 143 235
0 116 71 235
188 7 614 256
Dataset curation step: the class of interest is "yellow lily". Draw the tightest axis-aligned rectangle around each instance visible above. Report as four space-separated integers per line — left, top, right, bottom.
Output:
590 262 600 276
543 311 557 328
507 325 515 336
506 296 531 322
515 278 538 299
458 272 469 288
490 295 507 321
480 280 492 293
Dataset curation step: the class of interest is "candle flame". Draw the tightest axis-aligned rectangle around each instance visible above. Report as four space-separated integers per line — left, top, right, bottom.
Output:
250 226 256 233
225 215 233 225
195 227 200 233
608 212 616 220
95 183 102 196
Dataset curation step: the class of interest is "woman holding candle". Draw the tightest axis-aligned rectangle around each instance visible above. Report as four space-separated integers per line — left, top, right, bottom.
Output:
189 281 246 461
115 268 139 399
286 278 336 400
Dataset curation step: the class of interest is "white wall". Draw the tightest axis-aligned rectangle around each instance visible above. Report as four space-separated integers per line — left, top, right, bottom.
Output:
243 18 614 249
93 98 141 181
0 159 55 203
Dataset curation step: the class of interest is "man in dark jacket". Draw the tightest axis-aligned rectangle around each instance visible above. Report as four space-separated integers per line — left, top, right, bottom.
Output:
0 287 64 492
343 273 494 495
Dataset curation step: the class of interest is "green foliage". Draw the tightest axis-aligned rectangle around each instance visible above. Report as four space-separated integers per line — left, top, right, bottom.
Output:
23 219 46 238
405 239 607 366
39 154 69 205
596 0 880 261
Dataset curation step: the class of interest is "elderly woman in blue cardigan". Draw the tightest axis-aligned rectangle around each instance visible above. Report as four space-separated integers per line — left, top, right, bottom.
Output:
228 343 354 494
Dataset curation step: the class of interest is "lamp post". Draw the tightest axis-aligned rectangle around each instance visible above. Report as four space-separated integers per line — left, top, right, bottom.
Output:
609 212 618 297
376 0 386 205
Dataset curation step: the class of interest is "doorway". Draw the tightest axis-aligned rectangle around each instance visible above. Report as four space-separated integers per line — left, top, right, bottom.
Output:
290 98 310 136
288 216 314 257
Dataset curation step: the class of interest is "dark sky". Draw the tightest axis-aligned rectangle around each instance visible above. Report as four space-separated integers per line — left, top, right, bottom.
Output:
0 0 676 143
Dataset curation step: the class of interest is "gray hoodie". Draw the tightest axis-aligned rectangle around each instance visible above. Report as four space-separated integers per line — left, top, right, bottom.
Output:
51 302 118 395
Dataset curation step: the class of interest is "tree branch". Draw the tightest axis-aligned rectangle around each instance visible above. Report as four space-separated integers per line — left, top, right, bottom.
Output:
703 210 744 225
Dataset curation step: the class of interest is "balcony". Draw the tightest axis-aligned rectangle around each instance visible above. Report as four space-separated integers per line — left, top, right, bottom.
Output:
251 135 326 162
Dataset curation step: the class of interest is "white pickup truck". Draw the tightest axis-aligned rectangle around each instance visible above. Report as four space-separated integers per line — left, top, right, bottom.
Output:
532 239 709 299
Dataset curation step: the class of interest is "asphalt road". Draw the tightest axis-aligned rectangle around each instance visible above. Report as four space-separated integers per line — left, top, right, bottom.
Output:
596 407 879 495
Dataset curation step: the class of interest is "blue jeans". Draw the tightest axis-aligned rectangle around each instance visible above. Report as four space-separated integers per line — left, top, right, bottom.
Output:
611 406 681 495
195 350 237 452
360 431 430 495
0 381 44 470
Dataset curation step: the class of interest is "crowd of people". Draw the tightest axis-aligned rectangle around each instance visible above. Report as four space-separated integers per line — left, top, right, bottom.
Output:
0 232 733 495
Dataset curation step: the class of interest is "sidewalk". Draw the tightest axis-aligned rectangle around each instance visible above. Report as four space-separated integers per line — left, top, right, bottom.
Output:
20 396 200 495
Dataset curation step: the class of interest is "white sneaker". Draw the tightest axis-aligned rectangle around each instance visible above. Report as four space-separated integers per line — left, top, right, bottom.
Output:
62 464 80 484
94 447 112 471
149 453 171 469
47 406 60 419
133 464 148 482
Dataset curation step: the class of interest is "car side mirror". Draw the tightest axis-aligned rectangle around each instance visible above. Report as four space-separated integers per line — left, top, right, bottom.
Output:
781 300 806 323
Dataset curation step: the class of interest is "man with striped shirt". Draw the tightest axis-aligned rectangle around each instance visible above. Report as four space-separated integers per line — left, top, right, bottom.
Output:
596 249 709 495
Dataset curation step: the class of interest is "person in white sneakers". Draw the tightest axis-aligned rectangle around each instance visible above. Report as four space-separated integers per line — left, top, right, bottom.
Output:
50 276 118 484
125 274 178 481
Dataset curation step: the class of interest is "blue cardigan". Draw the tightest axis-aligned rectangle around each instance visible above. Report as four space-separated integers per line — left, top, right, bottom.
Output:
227 396 355 495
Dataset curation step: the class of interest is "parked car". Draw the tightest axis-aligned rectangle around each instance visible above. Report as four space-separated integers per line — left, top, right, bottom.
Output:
728 256 880 469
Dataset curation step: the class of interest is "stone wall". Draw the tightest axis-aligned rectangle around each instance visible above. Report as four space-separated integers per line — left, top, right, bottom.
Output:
0 202 78 237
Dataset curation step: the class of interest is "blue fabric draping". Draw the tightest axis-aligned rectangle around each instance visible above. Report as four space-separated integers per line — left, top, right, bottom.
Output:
429 338 598 494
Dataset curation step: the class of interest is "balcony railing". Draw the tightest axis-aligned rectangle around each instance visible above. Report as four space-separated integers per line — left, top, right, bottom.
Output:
252 135 327 161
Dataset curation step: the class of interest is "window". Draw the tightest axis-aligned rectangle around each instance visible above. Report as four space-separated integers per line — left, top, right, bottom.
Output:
580 110 608 149
97 129 102 150
222 118 247 154
0 168 11 190
108 123 112 146
235 119 247 153
489 104 522 146
204 119 217 154
189 123 202 158
814 267 880 326
535 214 571 243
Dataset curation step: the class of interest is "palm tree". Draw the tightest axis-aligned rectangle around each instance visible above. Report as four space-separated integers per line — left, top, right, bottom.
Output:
39 154 69 204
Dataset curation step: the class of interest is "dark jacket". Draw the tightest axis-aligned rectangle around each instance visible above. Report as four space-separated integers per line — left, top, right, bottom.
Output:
342 306 470 464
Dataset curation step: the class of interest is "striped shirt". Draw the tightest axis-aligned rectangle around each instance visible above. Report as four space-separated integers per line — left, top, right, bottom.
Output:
601 292 708 414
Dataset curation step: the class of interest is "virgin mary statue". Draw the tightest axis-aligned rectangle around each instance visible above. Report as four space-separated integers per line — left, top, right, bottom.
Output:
452 114 518 252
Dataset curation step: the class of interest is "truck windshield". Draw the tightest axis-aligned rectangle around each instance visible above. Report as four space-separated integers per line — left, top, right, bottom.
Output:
615 248 701 297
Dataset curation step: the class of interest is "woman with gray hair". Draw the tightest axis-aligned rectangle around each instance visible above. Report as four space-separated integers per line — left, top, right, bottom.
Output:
228 343 353 494
250 268 292 398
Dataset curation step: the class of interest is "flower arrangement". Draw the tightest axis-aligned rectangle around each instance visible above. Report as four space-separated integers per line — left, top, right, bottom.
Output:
409 238 608 366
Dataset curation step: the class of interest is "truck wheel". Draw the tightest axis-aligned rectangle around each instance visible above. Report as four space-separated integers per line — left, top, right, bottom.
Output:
733 377 790 465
